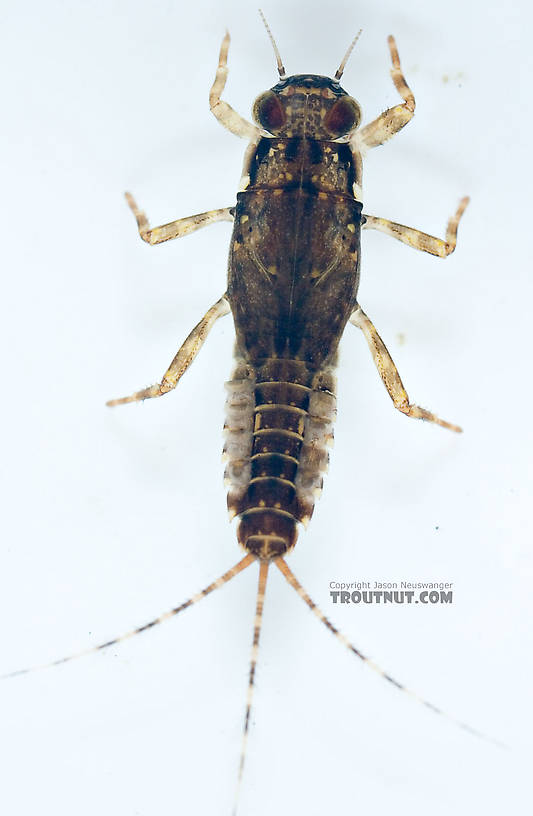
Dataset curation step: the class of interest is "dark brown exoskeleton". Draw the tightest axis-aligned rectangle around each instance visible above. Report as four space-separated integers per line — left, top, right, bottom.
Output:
226 73 363 561
4 21 497 812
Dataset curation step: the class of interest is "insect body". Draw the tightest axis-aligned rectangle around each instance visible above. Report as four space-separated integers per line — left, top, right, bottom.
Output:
227 75 363 559
4 21 488 811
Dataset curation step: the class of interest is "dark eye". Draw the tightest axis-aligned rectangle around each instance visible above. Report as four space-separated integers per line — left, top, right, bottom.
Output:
253 91 286 134
324 97 361 137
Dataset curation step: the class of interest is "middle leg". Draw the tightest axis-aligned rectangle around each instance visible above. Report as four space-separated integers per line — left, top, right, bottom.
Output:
363 197 469 258
125 192 234 246
350 305 462 432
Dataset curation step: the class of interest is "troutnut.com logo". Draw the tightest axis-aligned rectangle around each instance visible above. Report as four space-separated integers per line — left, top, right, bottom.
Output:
329 580 453 605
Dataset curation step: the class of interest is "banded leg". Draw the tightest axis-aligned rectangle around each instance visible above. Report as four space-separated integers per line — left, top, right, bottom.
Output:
363 197 469 257
350 305 462 432
353 35 415 152
107 295 231 406
210 32 261 141
125 192 234 246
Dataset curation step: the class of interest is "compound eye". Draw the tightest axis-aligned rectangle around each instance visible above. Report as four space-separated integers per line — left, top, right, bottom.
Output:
253 91 286 134
324 97 361 137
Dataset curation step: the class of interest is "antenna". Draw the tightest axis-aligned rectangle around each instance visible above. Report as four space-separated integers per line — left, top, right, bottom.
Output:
258 9 286 79
334 29 362 81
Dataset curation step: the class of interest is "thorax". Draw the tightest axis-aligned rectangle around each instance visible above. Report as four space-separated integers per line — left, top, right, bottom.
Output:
247 136 359 198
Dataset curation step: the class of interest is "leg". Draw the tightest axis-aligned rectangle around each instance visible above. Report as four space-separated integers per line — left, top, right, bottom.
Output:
352 35 415 152
209 32 261 141
107 295 231 406
350 305 462 432
125 192 234 246
363 197 469 258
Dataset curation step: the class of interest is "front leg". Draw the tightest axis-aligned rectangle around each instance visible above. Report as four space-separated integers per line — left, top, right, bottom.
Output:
363 197 469 258
209 32 261 141
353 36 415 153
350 305 462 433
125 193 234 246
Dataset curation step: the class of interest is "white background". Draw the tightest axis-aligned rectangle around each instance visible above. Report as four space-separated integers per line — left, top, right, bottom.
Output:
1 0 531 814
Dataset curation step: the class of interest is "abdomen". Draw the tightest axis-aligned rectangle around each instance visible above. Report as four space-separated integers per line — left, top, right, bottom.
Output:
224 356 337 559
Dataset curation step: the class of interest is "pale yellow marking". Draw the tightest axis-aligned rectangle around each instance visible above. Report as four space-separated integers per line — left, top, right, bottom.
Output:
240 506 296 522
285 172 293 181
318 192 328 200
268 148 275 157
241 214 249 223
249 476 295 490
253 427 304 441
347 223 356 233
333 153 339 163
251 451 299 466
353 182 363 201
254 403 306 416
365 659 385 676
267 265 277 275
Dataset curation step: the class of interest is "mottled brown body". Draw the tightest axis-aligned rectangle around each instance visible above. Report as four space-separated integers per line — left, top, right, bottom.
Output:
223 76 364 560
4 30 486 814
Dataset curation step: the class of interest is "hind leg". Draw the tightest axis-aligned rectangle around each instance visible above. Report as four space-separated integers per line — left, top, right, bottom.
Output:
107 295 230 406
350 305 462 432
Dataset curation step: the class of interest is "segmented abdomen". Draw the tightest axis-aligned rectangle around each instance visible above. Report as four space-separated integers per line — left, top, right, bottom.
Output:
224 356 336 559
